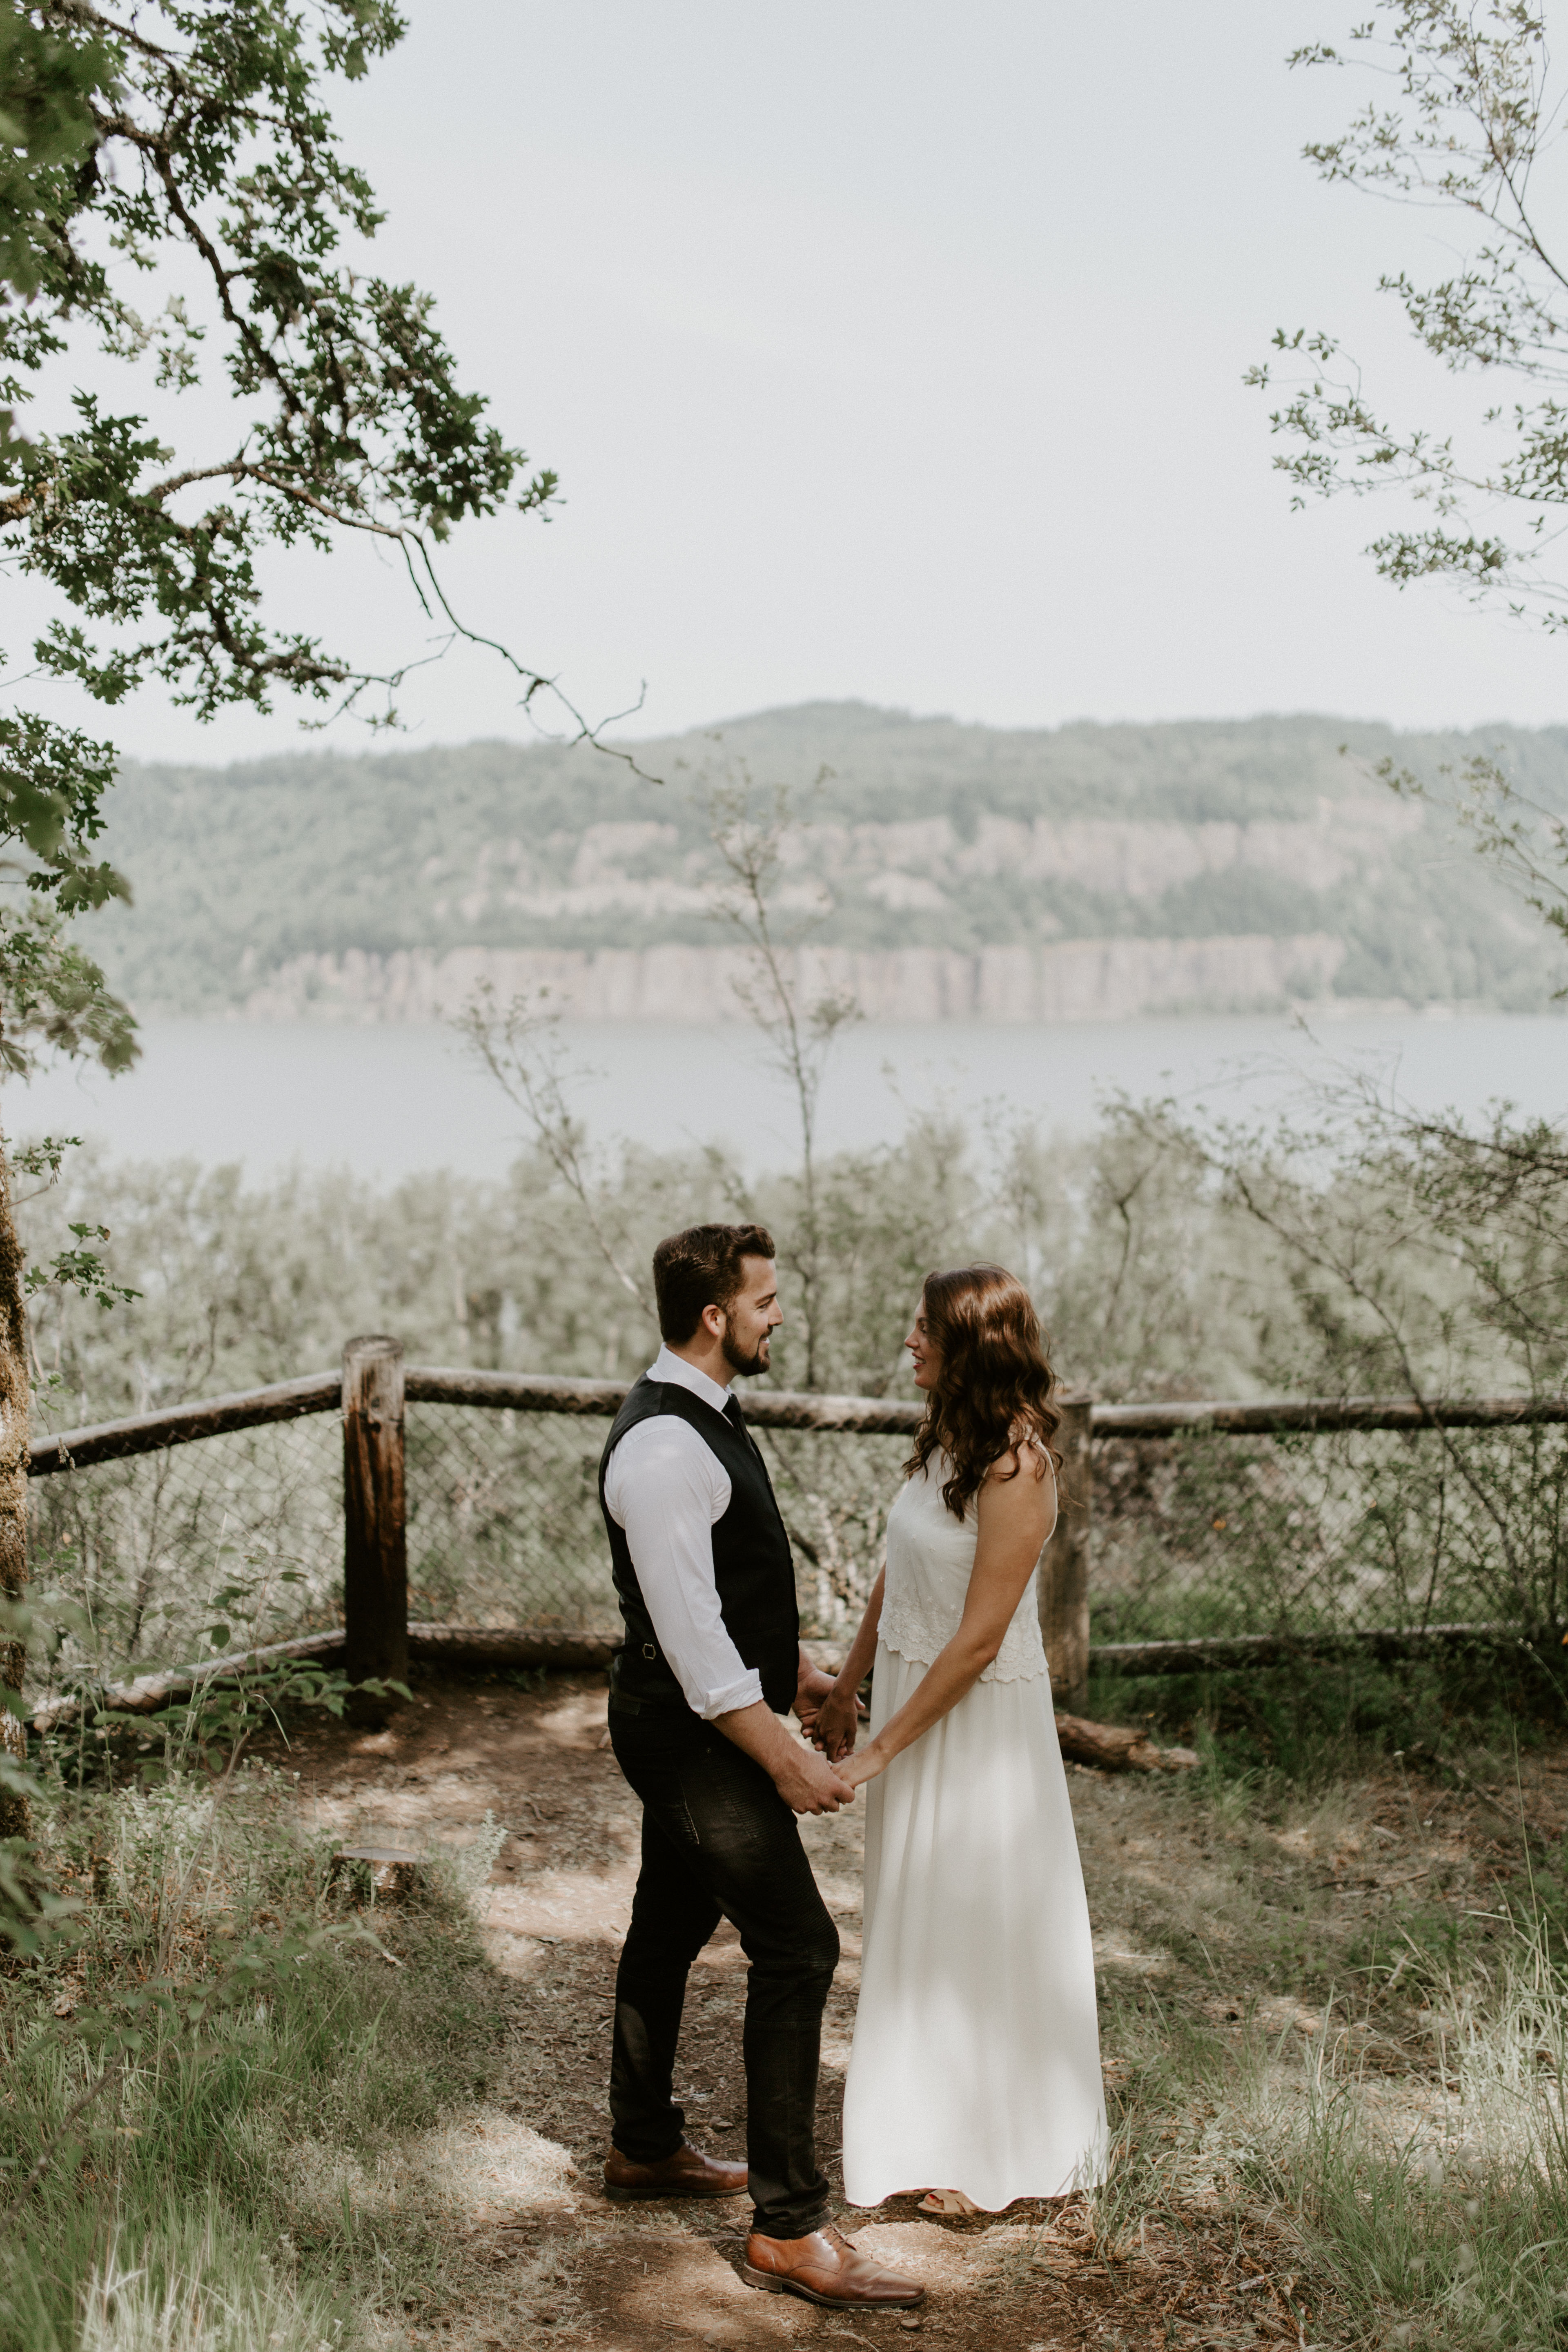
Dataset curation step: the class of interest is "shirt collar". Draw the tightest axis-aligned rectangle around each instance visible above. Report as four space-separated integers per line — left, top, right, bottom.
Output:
650 1342 734 1417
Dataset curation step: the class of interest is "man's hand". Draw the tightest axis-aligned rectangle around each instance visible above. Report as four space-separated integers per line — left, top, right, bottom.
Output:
713 1696 856 1815
793 1659 838 1738
772 1740 858 1816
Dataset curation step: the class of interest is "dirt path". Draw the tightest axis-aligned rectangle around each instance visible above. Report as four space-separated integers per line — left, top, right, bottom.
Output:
262 1670 1568 2352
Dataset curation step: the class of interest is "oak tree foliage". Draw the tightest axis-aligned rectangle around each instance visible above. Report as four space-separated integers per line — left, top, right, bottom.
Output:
0 0 564 1076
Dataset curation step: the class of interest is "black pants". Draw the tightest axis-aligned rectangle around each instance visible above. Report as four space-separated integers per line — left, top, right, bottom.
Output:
608 1699 839 2239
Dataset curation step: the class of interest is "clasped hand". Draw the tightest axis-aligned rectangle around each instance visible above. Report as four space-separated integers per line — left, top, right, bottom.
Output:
795 1666 869 1767
804 1681 888 1791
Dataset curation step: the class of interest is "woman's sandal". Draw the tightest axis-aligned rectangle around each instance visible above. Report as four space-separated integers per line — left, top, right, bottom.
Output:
918 2189 981 2217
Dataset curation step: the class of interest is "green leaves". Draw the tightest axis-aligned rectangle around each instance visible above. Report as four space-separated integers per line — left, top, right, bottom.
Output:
1259 3 1568 628
0 0 121 301
0 904 136 1075
0 703 120 884
0 2 552 728
23 1224 139 1311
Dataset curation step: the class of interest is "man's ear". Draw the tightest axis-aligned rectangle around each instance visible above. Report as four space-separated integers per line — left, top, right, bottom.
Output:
700 1301 726 1340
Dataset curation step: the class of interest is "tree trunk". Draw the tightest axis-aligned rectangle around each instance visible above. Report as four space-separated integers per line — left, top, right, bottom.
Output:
0 1131 31 1836
1038 1391 1092 1715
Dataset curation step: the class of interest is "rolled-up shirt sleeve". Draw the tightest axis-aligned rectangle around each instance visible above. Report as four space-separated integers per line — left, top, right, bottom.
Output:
604 1417 765 1719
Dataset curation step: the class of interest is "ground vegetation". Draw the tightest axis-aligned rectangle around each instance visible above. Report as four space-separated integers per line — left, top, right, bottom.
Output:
2 1675 530 2352
12 1662 1566 2352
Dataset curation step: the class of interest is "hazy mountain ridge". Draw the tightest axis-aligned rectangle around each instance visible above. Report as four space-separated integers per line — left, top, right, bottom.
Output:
94 704 1566 1018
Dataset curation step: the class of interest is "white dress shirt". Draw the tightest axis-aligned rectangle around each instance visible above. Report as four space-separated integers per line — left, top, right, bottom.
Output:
603 1344 769 1720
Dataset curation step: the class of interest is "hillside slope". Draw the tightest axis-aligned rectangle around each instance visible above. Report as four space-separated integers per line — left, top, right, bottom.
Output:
92 705 1566 1018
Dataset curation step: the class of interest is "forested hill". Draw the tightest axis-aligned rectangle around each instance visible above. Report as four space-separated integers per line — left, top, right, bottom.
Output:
92 703 1568 1019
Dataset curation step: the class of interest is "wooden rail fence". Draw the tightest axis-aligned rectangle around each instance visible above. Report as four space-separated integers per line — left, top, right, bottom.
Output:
25 1336 1564 1726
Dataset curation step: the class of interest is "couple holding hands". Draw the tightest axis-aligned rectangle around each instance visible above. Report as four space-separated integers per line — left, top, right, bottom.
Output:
598 1223 1105 2314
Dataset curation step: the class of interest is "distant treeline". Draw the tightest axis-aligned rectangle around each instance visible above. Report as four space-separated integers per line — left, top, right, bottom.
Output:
93 703 1567 1014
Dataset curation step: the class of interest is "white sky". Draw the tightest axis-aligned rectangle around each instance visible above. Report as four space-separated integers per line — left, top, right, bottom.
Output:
31 0 1568 761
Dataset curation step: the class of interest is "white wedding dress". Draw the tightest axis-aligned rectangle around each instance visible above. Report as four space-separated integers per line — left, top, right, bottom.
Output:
840 1450 1107 2211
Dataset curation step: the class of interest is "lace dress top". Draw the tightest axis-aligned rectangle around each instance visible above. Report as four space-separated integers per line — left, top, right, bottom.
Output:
878 1449 1053 1685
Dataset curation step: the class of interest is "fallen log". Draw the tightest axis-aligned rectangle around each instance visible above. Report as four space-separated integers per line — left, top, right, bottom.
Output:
28 1622 619 1733
1054 1713 1199 1774
29 1629 347 1733
1090 1621 1524 1676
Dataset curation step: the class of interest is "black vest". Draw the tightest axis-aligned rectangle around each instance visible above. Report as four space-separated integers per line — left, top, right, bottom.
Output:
599 1373 799 1714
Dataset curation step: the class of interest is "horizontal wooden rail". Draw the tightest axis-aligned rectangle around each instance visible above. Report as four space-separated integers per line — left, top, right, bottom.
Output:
28 1370 340 1475
24 1368 1568 1479
403 1368 631 1416
1091 1621 1540 1676
405 1373 1568 1438
406 1371 1568 1438
1092 1394 1568 1437
403 1366 928 1434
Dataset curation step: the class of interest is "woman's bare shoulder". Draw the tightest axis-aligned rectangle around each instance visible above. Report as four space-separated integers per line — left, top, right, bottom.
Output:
987 1435 1053 1487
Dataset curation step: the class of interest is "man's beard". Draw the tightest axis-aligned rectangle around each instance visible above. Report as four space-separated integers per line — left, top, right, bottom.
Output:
722 1330 770 1379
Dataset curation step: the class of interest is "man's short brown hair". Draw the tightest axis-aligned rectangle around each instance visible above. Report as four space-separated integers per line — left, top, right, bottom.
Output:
652 1223 777 1346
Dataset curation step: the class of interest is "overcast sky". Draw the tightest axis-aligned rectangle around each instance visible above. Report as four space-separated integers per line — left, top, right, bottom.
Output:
39 1 1568 762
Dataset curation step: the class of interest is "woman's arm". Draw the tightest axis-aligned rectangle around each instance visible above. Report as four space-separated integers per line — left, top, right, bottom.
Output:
808 1567 886 1762
840 1450 1055 1791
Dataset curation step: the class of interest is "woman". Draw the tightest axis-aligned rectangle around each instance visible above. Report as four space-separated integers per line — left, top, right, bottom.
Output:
812 1265 1106 2214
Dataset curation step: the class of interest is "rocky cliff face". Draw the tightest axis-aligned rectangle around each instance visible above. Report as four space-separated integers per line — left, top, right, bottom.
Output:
453 800 1421 931
96 708 1563 1020
241 933 1346 1025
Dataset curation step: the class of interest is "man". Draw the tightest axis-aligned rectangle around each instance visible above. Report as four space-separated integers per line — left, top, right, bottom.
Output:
599 1222 924 2314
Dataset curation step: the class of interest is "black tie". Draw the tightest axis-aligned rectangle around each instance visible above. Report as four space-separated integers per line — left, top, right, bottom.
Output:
724 1394 757 1455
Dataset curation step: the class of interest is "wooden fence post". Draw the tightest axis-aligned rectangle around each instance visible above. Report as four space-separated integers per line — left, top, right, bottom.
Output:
342 1334 407 1688
1039 1390 1093 1715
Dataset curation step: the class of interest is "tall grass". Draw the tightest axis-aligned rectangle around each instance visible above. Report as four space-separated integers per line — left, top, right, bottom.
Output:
0 1758 508 2352
1278 1903 1568 2349
1087 1760 1568 2349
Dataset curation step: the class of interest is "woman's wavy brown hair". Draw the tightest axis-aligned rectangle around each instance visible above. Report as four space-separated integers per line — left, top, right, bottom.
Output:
906 1264 1061 1520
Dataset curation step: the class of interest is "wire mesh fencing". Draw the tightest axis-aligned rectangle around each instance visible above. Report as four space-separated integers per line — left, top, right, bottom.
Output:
22 1374 1568 1706
1090 1421 1568 1646
405 1401 614 1629
28 1412 344 1697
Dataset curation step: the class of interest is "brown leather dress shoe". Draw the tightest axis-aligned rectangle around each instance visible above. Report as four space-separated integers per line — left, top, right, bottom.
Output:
603 2138 748 2201
743 2223 925 2309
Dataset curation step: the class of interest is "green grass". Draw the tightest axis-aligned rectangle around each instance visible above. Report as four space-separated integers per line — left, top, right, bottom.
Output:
0 1764 505 2352
1078 1716 1568 2348
1089 1646 1568 1788
1245 1904 1568 2350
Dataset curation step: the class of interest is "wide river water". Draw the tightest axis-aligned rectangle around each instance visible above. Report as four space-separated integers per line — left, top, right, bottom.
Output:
4 1012 1563 1184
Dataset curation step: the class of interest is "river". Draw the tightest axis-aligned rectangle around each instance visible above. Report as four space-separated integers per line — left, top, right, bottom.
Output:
4 1011 1562 1184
